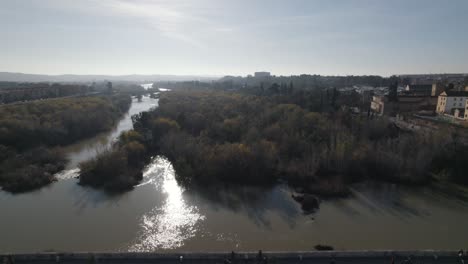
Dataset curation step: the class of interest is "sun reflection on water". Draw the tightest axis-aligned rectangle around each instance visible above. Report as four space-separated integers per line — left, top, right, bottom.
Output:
130 156 205 251
54 168 80 180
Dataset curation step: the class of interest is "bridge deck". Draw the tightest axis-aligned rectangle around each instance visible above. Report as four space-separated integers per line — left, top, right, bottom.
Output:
1 251 465 264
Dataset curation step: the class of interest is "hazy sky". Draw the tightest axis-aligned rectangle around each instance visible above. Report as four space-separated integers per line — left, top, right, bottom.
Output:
1 0 467 76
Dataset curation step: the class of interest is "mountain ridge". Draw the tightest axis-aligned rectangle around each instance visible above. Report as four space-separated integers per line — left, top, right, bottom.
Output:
0 72 220 83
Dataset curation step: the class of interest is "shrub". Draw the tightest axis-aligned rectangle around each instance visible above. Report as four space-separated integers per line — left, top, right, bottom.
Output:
79 149 142 191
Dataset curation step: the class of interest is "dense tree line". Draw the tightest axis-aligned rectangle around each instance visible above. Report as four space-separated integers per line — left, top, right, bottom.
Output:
0 95 131 149
216 74 390 91
153 74 391 93
93 81 147 96
81 90 467 195
153 81 210 91
0 94 132 193
0 82 92 104
0 146 66 193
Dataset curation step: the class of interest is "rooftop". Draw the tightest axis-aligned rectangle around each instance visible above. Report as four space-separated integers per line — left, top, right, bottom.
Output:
443 91 468 97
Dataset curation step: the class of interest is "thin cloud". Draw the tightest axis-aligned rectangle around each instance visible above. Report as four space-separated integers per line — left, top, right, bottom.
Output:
102 0 216 48
38 0 216 47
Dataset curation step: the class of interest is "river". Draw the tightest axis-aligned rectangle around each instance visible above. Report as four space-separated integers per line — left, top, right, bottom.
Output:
1 93 468 253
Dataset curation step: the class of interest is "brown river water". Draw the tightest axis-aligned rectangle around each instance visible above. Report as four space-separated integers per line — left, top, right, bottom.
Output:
1 94 468 253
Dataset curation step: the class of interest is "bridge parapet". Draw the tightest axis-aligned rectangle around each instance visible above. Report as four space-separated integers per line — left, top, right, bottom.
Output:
1 250 465 264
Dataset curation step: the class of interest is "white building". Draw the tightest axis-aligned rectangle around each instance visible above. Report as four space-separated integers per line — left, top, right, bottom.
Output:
370 95 387 115
436 91 468 118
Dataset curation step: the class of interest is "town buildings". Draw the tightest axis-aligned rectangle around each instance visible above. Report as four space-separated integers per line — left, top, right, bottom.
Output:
404 84 433 96
371 83 441 116
371 95 437 116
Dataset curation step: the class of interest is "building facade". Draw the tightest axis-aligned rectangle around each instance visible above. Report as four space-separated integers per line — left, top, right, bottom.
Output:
370 95 388 115
371 95 437 116
465 99 468 119
436 91 468 117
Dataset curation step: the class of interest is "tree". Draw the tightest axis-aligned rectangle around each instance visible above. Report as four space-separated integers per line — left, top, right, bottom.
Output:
268 83 280 94
463 76 468 87
331 88 338 108
447 83 455 91
288 81 294 95
388 76 398 102
125 141 146 166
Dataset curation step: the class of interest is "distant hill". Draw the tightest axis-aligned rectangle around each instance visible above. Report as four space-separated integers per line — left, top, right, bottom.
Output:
0 72 219 83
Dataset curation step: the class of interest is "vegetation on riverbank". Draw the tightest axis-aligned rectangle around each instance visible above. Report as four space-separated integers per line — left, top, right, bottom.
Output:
81 89 468 195
0 82 90 104
79 131 147 191
0 147 66 193
0 95 131 149
0 94 132 193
